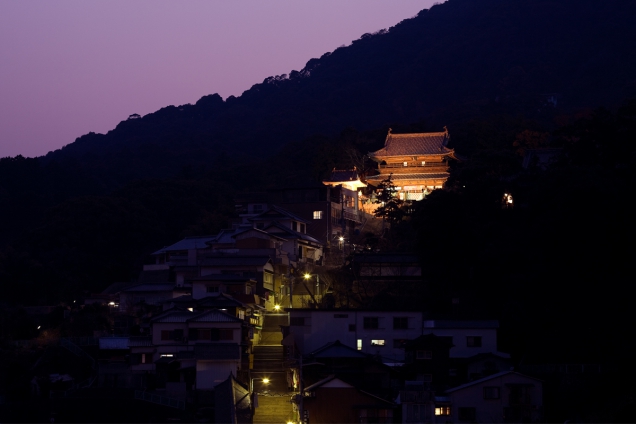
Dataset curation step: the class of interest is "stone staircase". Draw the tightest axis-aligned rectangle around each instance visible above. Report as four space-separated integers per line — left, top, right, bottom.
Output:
252 313 294 423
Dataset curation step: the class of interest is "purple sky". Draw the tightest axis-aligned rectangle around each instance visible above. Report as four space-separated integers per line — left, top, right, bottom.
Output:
0 1 440 158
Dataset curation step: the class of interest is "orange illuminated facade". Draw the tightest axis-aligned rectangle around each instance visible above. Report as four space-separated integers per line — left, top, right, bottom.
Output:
366 128 456 200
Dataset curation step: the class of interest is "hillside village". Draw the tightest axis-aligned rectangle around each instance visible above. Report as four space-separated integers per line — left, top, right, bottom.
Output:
3 130 555 423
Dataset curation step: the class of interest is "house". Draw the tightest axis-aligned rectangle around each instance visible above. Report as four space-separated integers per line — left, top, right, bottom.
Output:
402 334 455 390
118 283 188 313
301 375 397 424
301 340 397 399
366 129 456 200
129 308 245 390
264 183 363 249
286 309 426 362
445 371 543 423
422 320 509 359
349 252 422 307
286 311 509 365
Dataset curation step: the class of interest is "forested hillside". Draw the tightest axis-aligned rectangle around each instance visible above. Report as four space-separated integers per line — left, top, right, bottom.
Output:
1 0 636 306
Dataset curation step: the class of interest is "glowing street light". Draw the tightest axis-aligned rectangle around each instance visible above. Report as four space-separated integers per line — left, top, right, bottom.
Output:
274 304 281 311
250 377 270 393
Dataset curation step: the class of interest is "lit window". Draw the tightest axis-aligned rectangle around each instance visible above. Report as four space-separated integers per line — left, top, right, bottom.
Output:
421 161 426 166
435 406 451 416
371 340 385 346
357 339 362 350
313 211 323 219
403 161 408 167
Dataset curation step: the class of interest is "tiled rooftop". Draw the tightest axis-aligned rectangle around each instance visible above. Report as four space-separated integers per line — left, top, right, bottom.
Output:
370 131 453 158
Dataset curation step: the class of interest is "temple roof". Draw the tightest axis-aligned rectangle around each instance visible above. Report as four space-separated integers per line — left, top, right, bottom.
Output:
323 168 367 189
370 130 453 158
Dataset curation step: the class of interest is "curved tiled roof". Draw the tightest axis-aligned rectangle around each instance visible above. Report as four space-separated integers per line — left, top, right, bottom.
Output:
370 131 453 158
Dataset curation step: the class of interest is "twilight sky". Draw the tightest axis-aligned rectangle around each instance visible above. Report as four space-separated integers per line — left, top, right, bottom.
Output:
0 1 440 158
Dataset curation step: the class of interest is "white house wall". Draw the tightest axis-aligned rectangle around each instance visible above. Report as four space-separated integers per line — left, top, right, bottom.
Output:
422 328 498 358
289 310 424 362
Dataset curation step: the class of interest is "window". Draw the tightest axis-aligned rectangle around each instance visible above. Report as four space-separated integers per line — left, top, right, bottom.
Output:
363 317 379 329
393 317 408 329
421 161 426 166
141 353 147 364
371 339 385 346
173 329 184 341
435 406 451 416
263 273 273 283
359 408 392 423
416 350 432 359
313 210 323 219
198 329 211 340
458 407 476 422
357 339 362 350
292 221 298 231
484 386 500 399
290 317 305 326
219 329 234 341
349 324 356 332
253 204 263 213
467 336 482 347
206 286 219 293
300 223 306 233
403 161 408 167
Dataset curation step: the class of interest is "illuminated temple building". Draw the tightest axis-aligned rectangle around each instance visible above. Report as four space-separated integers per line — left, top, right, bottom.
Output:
366 128 456 201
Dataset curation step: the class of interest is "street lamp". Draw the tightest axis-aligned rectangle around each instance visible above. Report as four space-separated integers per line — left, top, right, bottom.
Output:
303 273 321 296
250 377 270 393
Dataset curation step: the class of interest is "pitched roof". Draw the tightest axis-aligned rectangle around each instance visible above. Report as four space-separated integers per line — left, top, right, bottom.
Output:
445 371 542 393
370 131 453 158
323 169 361 183
423 320 499 329
191 274 257 283
249 205 308 224
152 309 194 323
187 309 242 323
121 283 176 293
199 255 272 267
263 222 322 244
196 293 248 309
309 340 368 359
152 235 218 255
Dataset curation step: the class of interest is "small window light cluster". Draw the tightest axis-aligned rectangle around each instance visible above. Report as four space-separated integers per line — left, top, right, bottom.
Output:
502 192 514 209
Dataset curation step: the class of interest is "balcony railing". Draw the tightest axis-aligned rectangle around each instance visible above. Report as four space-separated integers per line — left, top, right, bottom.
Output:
379 162 446 169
